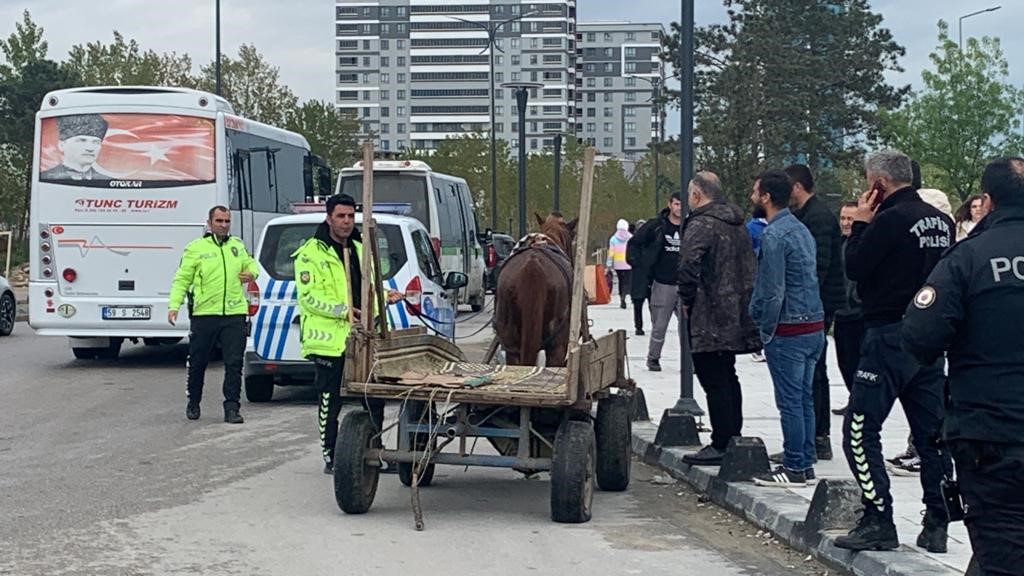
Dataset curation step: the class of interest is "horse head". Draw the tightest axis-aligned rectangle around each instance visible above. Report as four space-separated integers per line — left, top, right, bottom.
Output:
537 212 578 260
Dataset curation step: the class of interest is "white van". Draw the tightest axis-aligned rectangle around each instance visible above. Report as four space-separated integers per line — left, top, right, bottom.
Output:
335 160 487 311
242 211 462 402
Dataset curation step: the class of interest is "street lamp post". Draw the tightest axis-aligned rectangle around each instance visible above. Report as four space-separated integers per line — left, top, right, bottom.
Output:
671 0 702 418
628 75 665 213
553 133 562 212
502 82 544 238
451 12 538 232
958 6 1001 50
214 0 222 96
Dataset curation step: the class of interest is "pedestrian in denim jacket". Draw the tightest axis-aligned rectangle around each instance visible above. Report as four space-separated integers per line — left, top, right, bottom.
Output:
748 170 825 488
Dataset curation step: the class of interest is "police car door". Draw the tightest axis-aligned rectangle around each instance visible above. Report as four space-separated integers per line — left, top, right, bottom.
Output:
251 221 315 362
409 227 455 339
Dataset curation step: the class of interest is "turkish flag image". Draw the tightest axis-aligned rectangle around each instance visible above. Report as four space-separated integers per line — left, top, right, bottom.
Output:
39 113 215 186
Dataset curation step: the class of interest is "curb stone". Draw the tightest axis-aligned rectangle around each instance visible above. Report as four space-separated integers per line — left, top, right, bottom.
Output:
632 422 963 576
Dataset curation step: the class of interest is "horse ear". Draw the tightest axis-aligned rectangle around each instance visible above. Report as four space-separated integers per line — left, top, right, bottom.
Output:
567 218 579 232
535 212 546 227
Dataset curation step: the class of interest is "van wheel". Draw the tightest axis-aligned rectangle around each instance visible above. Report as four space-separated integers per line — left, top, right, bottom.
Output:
245 375 275 402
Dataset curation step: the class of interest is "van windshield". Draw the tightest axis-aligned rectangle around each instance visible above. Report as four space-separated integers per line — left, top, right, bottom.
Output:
259 222 407 282
338 172 429 227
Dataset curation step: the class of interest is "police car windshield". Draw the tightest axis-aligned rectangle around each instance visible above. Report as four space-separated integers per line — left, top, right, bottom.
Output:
339 172 429 227
259 222 407 282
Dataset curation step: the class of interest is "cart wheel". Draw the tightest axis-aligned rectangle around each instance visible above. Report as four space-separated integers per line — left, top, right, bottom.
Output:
333 410 381 514
550 419 595 523
399 461 436 487
595 394 632 491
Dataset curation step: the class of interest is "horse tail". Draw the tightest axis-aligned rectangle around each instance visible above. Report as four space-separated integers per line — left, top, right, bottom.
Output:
518 285 547 367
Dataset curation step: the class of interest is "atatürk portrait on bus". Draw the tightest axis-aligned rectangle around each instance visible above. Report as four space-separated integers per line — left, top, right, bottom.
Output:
40 114 111 182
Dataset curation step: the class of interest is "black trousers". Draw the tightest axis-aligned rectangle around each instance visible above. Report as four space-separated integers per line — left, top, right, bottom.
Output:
812 313 835 437
841 323 953 518
833 315 865 391
632 297 646 331
311 354 346 465
186 315 246 411
615 269 632 304
692 351 743 451
952 441 1024 576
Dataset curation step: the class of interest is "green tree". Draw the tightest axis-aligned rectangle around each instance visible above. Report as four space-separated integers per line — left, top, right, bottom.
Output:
881 21 1024 201
0 11 80 251
197 44 298 125
285 99 360 174
664 0 907 203
64 31 194 87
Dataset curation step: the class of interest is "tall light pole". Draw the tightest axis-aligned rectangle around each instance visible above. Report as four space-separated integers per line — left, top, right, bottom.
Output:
959 6 1001 50
628 75 665 213
671 0 702 418
451 11 538 232
215 0 222 96
502 82 544 238
544 129 573 212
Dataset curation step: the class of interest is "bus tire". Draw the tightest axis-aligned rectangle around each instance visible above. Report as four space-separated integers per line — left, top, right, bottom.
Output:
72 347 99 360
95 338 123 360
245 375 275 403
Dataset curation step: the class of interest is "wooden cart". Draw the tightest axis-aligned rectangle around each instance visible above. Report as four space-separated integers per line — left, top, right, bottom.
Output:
333 144 633 525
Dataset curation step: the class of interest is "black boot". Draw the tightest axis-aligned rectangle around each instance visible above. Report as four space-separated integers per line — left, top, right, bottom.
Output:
916 509 949 553
816 436 833 460
186 401 200 420
224 408 244 424
834 510 899 551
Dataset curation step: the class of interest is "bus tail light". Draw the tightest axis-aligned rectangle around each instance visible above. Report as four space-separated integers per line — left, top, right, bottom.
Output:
246 281 261 316
430 237 441 260
62 268 77 283
404 276 422 316
486 244 497 268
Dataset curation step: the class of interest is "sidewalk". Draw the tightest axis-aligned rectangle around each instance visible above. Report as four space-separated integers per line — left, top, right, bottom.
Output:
588 299 970 576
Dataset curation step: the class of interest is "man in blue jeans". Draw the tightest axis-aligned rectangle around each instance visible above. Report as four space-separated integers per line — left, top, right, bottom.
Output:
748 170 826 487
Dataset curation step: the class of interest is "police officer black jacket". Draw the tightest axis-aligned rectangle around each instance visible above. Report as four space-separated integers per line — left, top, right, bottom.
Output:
844 187 954 327
902 206 1024 444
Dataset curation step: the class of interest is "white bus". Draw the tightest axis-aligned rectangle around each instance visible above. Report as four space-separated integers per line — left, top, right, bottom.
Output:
335 160 487 311
28 86 330 360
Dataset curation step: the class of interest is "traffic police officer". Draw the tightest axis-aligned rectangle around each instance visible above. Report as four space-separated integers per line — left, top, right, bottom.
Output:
292 194 401 474
169 205 259 424
835 150 955 553
902 157 1024 576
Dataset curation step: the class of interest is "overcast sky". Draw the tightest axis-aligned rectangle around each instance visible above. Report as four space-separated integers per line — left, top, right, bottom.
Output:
3 0 1021 136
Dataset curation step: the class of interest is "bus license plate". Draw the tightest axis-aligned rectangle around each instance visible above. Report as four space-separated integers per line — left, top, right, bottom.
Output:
102 306 152 320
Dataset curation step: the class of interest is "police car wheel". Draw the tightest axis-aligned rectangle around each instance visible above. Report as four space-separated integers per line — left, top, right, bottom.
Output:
0 292 14 336
245 375 274 403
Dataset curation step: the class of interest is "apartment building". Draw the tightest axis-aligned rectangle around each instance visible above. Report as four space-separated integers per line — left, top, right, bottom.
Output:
334 1 578 154
575 22 666 160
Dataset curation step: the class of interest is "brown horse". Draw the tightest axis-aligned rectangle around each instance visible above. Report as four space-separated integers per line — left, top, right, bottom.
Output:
494 213 578 367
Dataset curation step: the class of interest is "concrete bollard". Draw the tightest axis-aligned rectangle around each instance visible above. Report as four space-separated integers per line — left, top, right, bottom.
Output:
631 387 650 422
802 478 863 544
717 436 771 482
654 410 701 447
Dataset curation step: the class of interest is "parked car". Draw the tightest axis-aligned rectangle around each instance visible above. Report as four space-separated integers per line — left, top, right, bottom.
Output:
0 275 15 336
242 211 467 402
484 233 515 293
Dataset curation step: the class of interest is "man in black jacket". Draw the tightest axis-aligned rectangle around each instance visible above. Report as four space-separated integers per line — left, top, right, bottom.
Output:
626 219 650 335
835 150 955 553
785 164 845 461
676 172 762 465
630 192 684 372
901 157 1024 576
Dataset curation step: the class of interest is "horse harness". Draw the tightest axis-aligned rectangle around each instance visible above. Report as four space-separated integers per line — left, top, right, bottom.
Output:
501 233 576 351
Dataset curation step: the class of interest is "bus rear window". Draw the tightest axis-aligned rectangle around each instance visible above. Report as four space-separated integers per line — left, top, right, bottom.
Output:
38 113 215 188
339 173 429 226
259 222 407 282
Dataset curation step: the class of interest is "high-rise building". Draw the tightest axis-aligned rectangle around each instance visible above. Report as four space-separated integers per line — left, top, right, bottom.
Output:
334 1 578 154
575 22 666 161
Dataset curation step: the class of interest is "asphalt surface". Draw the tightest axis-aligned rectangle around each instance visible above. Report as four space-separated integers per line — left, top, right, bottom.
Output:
1 309 830 576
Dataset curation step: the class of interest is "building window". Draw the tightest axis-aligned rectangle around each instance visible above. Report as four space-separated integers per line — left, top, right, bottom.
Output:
604 93 613 102
625 47 637 58
362 7 371 16
363 108 371 118
603 137 613 147
586 32 596 42
381 56 390 67
397 6 406 16
381 73 390 83
382 140 390 150
625 77 636 87
363 40 371 50
397 23 407 34
381 40 389 50
625 122 637 132
586 123 595 132
625 62 637 73
397 39 406 49
511 72 520 82
627 32 636 41
495 72 504 82
604 48 614 58
381 24 391 34
531 139 538 150
397 73 406 83
397 106 406 117
625 92 636 102
511 55 520 66
603 122 613 132
381 124 390 134
531 38 539 49
381 90 390 100
587 108 596 117
381 107 390 117
603 107 613 118
626 137 637 147
511 38 520 49
398 124 406 134
604 78 614 87
496 55 504 66
586 78 596 87
603 63 614 73
397 56 406 67
652 31 660 40
530 71 538 82
587 93 596 102
530 55 539 66
585 63 596 73
603 32 612 41
363 91 372 101
397 90 406 99
624 107 637 117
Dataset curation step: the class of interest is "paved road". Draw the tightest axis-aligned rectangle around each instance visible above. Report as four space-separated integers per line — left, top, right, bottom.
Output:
1 317 829 576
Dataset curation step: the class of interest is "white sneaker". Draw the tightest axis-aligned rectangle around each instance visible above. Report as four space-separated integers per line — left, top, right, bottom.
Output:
751 351 766 363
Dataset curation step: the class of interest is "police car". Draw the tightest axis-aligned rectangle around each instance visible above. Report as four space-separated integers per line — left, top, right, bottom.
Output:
242 209 462 402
